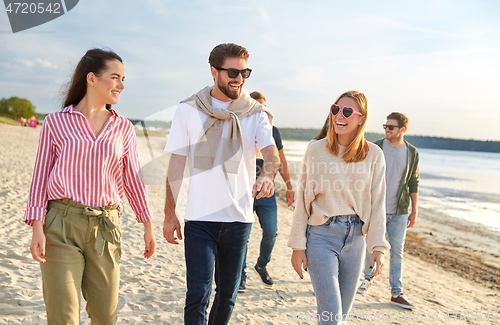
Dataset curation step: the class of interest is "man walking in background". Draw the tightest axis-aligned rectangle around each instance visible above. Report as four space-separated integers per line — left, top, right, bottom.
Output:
357 112 419 310
163 43 279 324
238 91 294 292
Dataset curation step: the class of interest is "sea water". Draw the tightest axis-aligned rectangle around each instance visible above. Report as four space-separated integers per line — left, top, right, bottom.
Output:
282 140 500 231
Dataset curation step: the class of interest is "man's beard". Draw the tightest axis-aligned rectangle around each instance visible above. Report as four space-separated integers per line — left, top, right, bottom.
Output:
218 79 243 100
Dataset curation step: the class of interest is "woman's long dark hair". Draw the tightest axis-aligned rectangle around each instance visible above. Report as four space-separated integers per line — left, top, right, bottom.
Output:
314 116 329 140
63 48 122 110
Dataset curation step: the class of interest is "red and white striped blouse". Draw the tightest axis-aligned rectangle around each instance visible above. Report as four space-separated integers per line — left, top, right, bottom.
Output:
24 105 153 225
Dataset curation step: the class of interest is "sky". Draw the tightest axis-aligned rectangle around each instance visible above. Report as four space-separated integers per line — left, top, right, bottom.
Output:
1 0 499 141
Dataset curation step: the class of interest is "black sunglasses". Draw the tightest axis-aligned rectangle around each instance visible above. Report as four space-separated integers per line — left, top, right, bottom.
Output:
213 67 252 79
383 124 401 131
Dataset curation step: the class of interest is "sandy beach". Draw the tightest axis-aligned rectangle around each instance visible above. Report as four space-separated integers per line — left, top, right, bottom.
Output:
0 123 499 325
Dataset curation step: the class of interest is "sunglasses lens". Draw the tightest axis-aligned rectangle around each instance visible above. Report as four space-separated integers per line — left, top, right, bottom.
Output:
343 107 354 118
243 69 251 78
226 69 238 78
331 105 340 115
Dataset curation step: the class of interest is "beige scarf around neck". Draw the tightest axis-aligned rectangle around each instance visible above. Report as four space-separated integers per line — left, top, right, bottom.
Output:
181 86 273 174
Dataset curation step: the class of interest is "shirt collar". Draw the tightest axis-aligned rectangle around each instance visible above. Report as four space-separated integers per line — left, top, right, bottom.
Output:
63 104 118 117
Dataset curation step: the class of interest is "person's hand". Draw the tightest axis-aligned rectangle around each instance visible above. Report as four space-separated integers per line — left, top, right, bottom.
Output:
291 250 308 279
143 220 156 259
285 189 294 207
407 211 417 228
252 174 275 199
369 251 385 277
30 220 46 263
163 213 182 245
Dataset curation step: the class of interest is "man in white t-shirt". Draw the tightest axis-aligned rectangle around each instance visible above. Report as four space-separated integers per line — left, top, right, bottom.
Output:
163 43 279 325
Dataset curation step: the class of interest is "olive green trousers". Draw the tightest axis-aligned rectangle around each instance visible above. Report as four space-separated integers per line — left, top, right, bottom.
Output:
41 199 121 325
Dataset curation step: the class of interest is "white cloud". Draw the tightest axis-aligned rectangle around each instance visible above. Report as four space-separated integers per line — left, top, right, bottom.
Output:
35 58 57 69
11 58 57 69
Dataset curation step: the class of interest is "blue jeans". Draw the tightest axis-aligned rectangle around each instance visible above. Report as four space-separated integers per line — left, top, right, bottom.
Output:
306 215 366 325
241 193 278 279
363 213 408 296
184 221 252 325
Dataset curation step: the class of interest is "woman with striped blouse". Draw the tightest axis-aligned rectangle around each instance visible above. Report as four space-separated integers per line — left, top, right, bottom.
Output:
24 48 155 325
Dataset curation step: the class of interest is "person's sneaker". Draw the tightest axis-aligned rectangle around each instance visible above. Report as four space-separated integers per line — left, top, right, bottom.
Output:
390 293 416 310
254 265 274 286
356 279 373 294
238 278 246 293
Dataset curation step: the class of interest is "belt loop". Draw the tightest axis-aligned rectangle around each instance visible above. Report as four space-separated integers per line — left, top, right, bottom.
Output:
63 203 70 217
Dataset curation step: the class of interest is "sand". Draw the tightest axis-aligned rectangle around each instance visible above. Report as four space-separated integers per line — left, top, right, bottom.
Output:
0 123 499 324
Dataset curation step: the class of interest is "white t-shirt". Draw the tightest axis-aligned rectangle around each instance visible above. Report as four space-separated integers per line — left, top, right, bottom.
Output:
164 96 275 223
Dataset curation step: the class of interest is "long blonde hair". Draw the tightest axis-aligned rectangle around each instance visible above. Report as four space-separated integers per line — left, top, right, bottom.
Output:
326 91 369 163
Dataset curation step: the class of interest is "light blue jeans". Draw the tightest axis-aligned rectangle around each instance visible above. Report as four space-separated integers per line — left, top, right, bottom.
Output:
306 215 366 325
363 213 408 296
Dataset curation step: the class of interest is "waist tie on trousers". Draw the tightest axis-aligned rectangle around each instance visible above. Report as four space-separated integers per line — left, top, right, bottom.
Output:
83 207 117 256
49 199 118 256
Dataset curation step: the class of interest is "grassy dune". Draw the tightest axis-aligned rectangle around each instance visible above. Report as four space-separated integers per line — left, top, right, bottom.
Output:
0 116 19 125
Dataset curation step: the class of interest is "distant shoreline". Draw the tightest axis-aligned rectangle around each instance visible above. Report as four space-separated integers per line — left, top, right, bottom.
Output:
278 128 500 153
8 114 500 153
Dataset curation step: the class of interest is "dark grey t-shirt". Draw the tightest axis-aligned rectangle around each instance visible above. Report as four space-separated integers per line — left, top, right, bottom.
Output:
383 139 407 214
256 126 283 178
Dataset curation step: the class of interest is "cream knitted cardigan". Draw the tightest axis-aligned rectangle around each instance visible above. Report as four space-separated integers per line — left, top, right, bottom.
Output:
287 139 390 253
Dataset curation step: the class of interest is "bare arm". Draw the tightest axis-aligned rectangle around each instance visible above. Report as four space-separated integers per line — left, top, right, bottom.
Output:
369 251 385 277
163 154 187 244
253 144 279 199
30 220 46 263
291 250 307 279
143 220 155 258
278 148 294 207
407 192 418 228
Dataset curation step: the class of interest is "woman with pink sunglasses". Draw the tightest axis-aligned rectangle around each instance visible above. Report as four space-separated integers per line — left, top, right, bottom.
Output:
288 91 390 324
